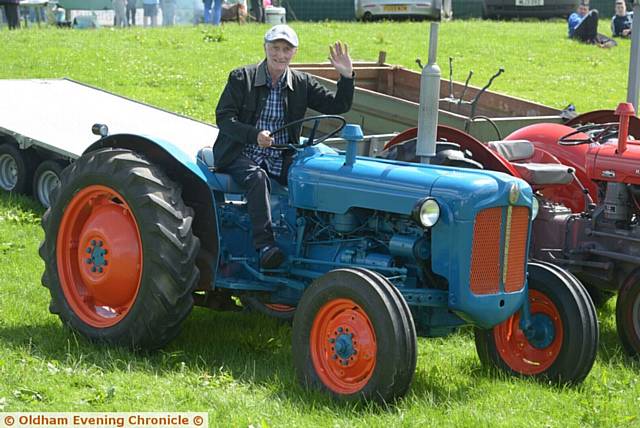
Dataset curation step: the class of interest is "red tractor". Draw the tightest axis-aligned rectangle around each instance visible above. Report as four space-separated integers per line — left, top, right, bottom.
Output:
382 103 640 357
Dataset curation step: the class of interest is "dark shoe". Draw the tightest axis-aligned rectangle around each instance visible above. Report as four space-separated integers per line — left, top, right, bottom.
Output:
260 245 285 269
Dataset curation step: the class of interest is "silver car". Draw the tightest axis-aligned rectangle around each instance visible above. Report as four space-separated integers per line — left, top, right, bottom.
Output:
354 0 450 21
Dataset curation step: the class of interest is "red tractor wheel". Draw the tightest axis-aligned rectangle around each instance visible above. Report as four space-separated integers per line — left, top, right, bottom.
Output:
616 269 640 357
475 262 598 385
292 268 416 402
40 148 200 350
240 296 296 321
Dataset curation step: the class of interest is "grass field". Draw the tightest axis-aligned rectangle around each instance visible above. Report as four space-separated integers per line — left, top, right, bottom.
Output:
1 20 640 427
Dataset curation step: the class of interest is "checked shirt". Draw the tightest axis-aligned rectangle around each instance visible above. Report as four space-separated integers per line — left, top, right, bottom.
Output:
242 70 289 177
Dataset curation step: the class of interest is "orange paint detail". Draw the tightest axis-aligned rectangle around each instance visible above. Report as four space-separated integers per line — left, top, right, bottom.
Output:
56 185 143 328
470 208 503 295
504 206 529 293
309 298 377 395
493 290 564 375
264 303 296 312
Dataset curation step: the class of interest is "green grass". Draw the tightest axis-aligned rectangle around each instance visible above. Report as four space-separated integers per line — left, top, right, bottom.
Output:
1 21 640 426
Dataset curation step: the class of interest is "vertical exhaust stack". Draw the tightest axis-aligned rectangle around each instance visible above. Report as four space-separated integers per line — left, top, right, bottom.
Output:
416 22 441 164
627 0 640 110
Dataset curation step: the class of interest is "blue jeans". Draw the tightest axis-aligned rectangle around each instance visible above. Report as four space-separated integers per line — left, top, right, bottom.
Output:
203 0 221 25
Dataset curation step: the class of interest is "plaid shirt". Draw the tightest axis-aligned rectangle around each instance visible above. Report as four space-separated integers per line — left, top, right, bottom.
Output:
242 70 289 176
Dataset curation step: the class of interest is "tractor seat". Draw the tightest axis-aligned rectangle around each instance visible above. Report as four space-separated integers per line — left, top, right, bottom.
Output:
197 147 246 194
197 146 289 195
487 140 575 186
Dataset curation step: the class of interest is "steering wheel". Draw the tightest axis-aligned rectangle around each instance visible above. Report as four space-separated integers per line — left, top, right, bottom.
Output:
558 122 619 146
268 115 346 150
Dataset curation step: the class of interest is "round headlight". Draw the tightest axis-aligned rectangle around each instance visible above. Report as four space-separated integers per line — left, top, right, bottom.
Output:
415 198 440 227
532 197 539 220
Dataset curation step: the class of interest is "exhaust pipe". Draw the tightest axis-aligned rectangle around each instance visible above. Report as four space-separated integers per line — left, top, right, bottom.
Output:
416 22 441 164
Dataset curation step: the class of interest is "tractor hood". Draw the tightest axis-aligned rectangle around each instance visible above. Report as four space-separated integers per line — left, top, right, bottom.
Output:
289 145 533 220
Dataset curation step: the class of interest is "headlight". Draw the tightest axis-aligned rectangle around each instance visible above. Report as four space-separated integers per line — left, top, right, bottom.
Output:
532 197 539 220
413 198 440 227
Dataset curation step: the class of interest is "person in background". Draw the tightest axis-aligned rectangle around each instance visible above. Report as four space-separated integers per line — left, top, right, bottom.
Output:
612 0 633 37
113 0 127 27
143 0 158 26
213 25 355 268
250 0 263 22
203 0 221 24
126 0 137 26
568 1 599 42
161 0 175 26
0 0 20 29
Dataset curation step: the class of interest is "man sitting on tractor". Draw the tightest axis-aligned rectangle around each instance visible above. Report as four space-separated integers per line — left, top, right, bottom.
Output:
213 24 355 269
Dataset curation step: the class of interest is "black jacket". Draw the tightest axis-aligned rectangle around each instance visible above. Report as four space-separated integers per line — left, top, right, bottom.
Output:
213 60 355 169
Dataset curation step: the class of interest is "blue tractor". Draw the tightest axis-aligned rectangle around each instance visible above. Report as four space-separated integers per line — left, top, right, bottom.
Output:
39 112 598 402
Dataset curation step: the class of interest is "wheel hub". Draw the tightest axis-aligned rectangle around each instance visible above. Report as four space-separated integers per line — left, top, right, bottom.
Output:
0 154 18 190
524 313 556 349
330 329 356 365
85 239 108 273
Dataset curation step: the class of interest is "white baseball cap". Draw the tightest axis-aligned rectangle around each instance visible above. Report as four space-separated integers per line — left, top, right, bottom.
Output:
264 24 299 47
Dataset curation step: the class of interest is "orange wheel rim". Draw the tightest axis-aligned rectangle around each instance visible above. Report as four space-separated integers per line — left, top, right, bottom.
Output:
264 303 296 312
56 185 143 328
310 298 377 394
494 290 564 375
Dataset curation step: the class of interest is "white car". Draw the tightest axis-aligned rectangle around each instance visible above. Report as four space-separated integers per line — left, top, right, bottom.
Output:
354 0 450 21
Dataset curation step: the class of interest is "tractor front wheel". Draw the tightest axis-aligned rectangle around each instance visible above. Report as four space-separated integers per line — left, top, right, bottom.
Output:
292 268 417 402
616 268 640 357
475 261 598 385
40 148 200 350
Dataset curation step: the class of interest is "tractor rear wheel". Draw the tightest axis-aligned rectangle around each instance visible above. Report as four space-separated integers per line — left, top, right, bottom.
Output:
475 261 598 385
40 148 200 350
616 269 640 357
292 268 417 402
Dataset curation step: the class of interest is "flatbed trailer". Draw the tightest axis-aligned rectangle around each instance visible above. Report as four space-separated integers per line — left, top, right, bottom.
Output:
0 78 217 206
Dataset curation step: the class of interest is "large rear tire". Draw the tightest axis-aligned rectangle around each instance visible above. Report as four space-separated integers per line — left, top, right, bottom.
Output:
40 148 200 350
616 269 640 357
292 268 417 402
474 261 598 385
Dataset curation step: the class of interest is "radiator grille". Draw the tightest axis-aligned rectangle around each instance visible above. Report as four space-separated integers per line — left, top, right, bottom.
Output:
470 207 503 295
503 206 529 292
470 206 529 295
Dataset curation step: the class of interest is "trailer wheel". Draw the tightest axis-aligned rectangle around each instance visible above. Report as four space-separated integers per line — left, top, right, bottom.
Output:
292 268 416 402
33 160 66 208
241 296 296 321
40 148 200 350
474 261 598 385
0 143 33 194
616 269 640 357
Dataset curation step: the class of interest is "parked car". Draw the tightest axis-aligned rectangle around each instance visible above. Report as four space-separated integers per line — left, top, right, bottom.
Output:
354 0 451 21
482 0 577 19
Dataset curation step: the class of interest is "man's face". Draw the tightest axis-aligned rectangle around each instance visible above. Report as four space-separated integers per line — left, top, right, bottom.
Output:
578 4 589 15
615 2 626 15
265 40 297 76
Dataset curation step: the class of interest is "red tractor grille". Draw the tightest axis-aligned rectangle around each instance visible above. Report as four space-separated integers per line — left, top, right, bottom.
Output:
470 206 530 295
503 206 529 293
470 207 503 295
